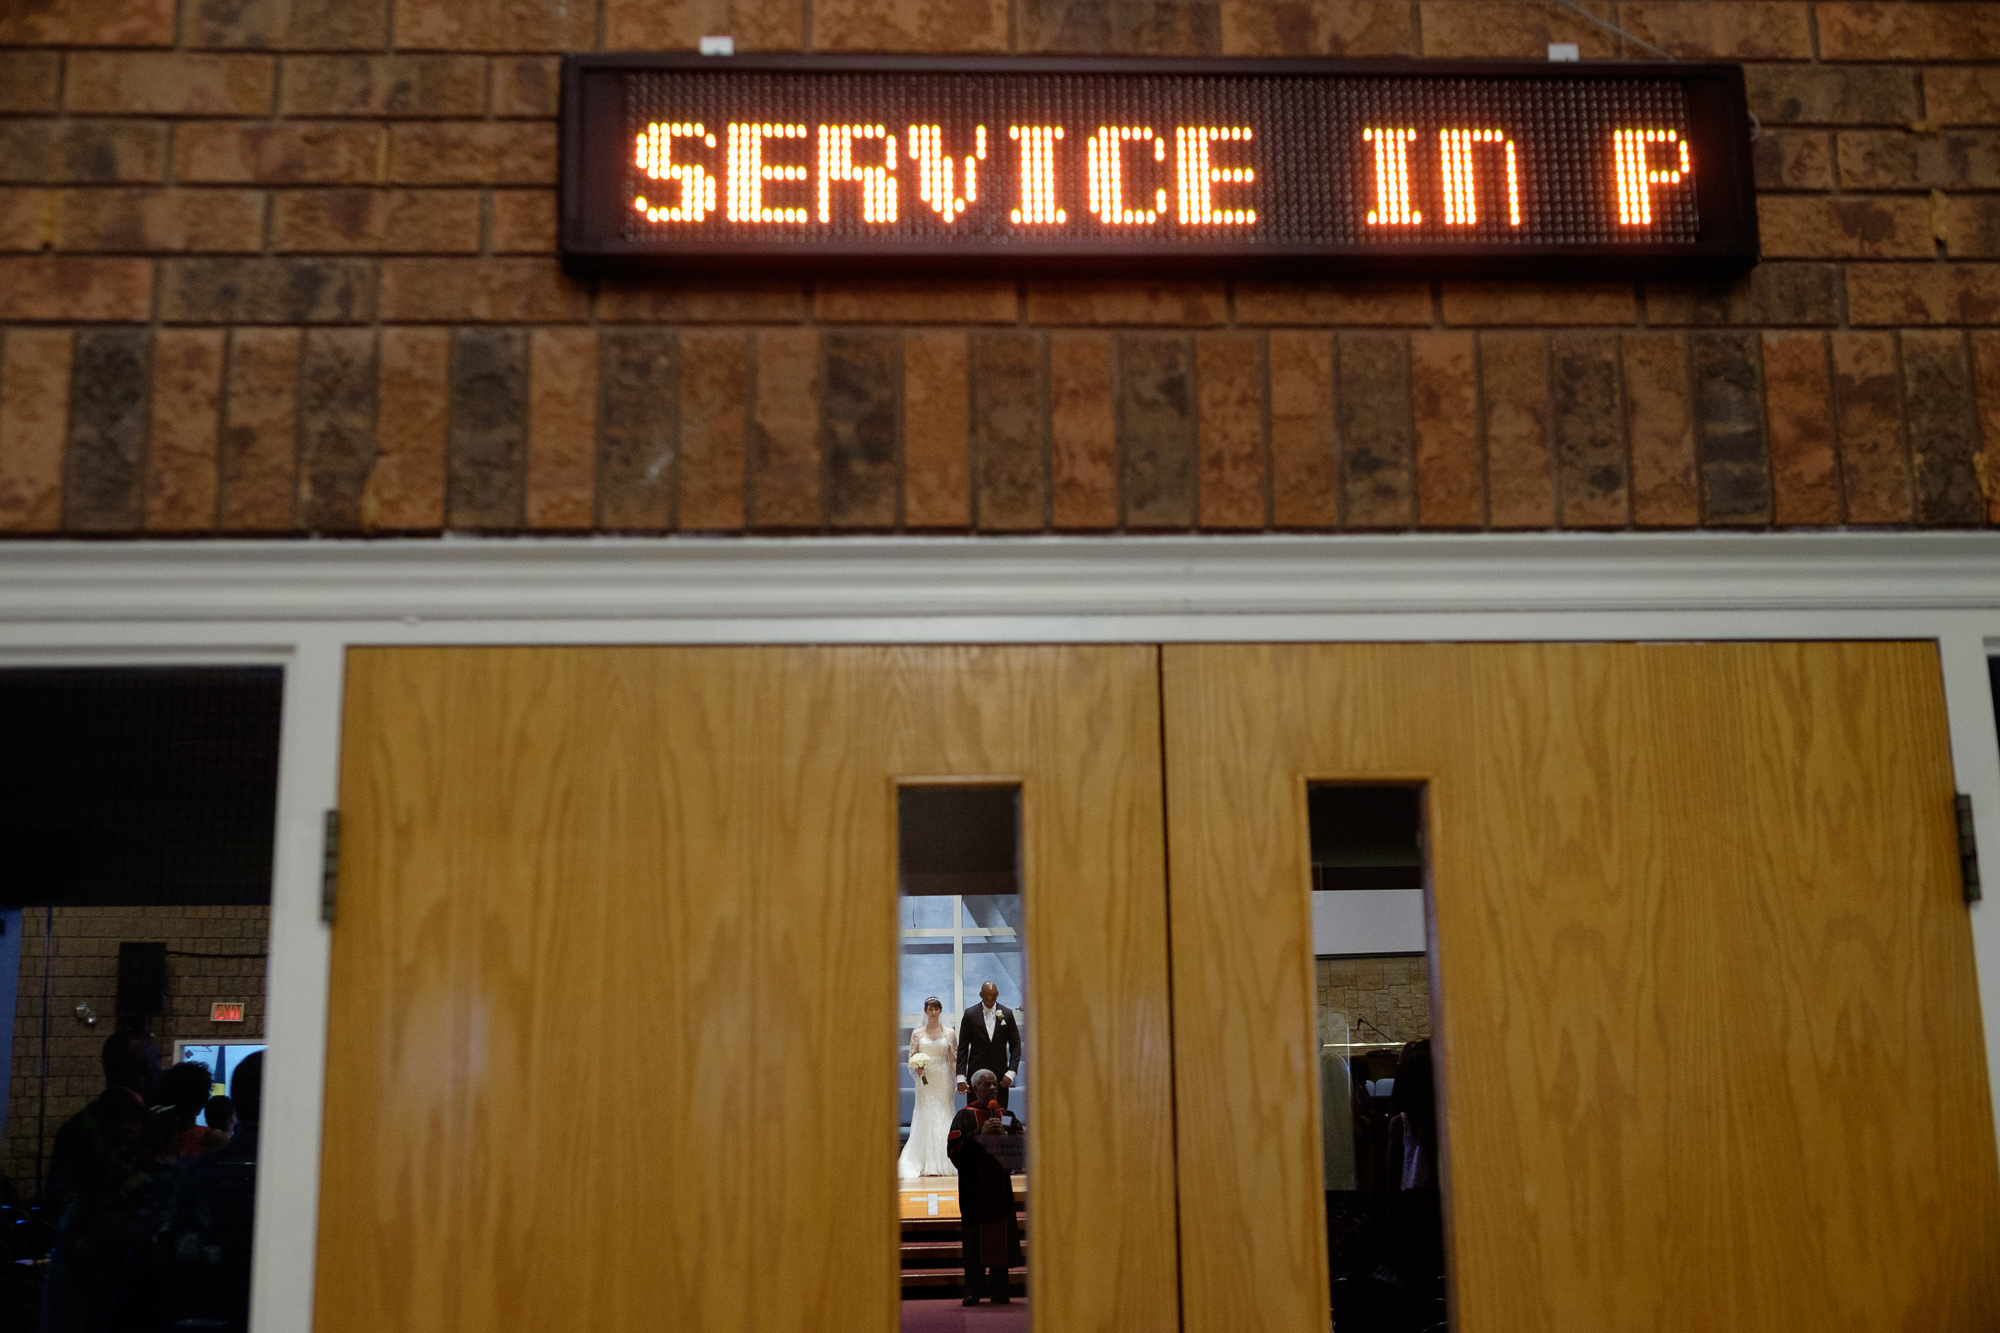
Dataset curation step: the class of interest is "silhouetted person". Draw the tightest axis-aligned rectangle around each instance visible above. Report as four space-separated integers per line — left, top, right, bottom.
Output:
1385 1040 1444 1293
156 1060 215 1159
202 1096 236 1151
947 1069 1023 1306
40 1029 169 1333
157 1051 262 1333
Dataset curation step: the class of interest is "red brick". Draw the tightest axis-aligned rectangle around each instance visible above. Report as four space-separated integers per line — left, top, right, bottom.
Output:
1829 331 1913 523
394 0 593 50
815 0 1007 51
1049 330 1117 530
1549 331 1627 528
65 54 274 116
823 330 897 528
1024 281 1227 325
1971 332 2000 522
0 190 60 251
1268 329 1335 528
1847 265 2000 326
184 0 388 48
161 257 374 323
975 331 1046 529
1410 329 1480 528
1646 264 1842 327
0 257 152 321
1929 69 2000 128
1018 0 1220 54
1747 65 1920 126
491 191 557 253
1753 130 1834 192
1480 331 1553 528
1617 3 1810 59
1900 329 1983 524
1444 282 1636 326
1419 0 1616 57
1335 332 1413 528
603 0 803 49
219 328 300 532
904 329 971 529
494 57 561 117
0 121 169 184
1838 131 2000 191
388 123 556 186
1818 3 2000 61
0 0 175 45
272 189 479 253
175 122 383 185
597 280 807 323
0 53 62 112
1757 196 1934 260
816 280 1014 324
0 329 72 532
279 54 487 118
1759 332 1839 525
1196 332 1264 529
1220 0 1412 55
379 258 588 322
146 329 225 532
679 330 749 532
1940 198 2000 260
525 329 597 530
1234 280 1430 326
751 328 820 529
368 327 448 530
1621 332 1698 527
57 188 266 253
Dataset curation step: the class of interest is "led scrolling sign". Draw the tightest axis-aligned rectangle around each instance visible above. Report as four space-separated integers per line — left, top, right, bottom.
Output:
560 56 1758 278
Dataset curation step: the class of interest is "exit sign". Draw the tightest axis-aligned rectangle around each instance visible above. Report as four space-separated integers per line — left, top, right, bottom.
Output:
211 1002 245 1023
560 55 1758 279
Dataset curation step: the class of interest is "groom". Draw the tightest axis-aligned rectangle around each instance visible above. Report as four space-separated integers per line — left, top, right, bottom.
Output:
955 981 1020 1109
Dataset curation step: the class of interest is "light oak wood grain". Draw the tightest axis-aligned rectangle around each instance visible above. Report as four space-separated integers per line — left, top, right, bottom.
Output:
1163 642 2000 1333
317 646 1177 1333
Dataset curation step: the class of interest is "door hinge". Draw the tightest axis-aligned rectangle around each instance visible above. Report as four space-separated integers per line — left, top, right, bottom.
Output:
321 809 341 924
1957 794 1981 905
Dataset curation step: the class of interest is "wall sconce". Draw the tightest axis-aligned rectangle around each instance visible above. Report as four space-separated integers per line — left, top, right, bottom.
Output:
74 1002 97 1027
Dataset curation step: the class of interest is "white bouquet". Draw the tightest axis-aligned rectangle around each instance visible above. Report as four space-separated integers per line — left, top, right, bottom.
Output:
909 1052 933 1085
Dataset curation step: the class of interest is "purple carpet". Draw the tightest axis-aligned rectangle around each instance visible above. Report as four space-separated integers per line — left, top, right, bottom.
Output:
900 1298 1029 1332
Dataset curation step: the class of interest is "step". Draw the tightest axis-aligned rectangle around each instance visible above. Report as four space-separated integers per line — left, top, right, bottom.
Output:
900 1239 1030 1264
900 1267 1028 1288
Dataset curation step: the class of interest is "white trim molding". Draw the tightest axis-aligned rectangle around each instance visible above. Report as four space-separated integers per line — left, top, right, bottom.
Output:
5 529 2000 625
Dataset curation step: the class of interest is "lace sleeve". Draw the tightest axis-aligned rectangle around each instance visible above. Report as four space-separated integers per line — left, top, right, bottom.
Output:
909 1027 922 1060
947 1026 958 1074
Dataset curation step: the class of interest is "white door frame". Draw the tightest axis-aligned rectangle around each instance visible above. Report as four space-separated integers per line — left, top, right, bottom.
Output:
6 529 2000 1333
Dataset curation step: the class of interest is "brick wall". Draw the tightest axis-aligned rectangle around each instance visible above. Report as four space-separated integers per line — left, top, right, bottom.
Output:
1317 952 1431 1047
0 1 1997 535
3 905 269 1191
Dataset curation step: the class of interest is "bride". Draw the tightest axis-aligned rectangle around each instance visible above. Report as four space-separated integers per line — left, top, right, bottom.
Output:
898 996 957 1179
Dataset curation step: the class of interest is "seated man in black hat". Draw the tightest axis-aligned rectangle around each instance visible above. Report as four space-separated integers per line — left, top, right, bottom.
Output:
946 1069 1025 1307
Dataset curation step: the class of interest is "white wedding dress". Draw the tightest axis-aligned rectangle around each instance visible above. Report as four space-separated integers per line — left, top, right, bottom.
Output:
898 1027 957 1179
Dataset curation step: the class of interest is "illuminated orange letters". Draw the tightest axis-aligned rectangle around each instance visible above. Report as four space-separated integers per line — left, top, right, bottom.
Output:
633 122 719 222
1173 127 1255 224
1088 126 1167 224
1438 129 1521 227
1363 127 1420 226
907 125 987 220
1613 129 1690 225
727 122 809 223
817 124 898 223
1009 126 1065 224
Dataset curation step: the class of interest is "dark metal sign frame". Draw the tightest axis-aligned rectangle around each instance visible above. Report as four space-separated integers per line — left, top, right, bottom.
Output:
560 54 1758 280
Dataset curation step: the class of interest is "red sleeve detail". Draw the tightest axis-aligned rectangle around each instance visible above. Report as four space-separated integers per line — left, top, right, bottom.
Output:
948 1131 961 1140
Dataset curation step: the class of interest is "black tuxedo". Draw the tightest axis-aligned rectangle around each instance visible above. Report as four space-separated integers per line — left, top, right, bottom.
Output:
957 1003 1020 1108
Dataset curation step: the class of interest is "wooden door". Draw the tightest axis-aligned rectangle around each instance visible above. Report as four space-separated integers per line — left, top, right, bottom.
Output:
316 646 1178 1333
1163 642 2000 1333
